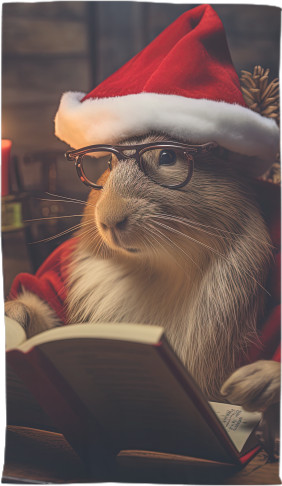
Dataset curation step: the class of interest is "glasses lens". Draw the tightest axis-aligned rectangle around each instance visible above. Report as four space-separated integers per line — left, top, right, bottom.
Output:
81 151 118 185
140 148 192 188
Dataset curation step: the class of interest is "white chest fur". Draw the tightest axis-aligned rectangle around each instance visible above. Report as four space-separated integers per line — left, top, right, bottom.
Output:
66 249 197 360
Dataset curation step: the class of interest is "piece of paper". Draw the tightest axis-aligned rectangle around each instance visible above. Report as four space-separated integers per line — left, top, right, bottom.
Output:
209 401 261 452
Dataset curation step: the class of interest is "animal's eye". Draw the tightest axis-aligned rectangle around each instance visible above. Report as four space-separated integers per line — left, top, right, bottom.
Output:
158 150 176 166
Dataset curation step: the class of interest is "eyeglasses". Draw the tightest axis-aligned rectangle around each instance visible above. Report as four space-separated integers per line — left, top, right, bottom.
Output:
65 141 218 190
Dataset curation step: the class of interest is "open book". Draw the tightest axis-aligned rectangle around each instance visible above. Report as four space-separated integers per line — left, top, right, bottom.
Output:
5 317 262 477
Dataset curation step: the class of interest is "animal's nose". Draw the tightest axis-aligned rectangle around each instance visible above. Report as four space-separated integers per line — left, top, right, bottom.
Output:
100 216 128 231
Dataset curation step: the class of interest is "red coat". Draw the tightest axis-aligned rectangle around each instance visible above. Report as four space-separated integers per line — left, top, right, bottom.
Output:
9 181 280 365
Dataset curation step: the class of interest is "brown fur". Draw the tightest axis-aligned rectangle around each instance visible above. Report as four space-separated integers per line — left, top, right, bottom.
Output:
6 134 279 413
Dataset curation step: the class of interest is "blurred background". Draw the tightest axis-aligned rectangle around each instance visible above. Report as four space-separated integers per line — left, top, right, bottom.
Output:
1 2 281 296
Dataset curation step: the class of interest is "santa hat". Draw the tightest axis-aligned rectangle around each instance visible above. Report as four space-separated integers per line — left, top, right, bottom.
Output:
55 4 279 176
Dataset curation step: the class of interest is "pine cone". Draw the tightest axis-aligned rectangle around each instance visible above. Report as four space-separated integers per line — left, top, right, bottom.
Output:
240 66 279 126
240 67 280 183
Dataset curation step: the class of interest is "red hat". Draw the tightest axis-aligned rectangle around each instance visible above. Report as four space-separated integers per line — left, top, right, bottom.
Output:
55 4 279 176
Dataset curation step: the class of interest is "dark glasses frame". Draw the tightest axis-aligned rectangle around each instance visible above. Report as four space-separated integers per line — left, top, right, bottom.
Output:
65 141 218 190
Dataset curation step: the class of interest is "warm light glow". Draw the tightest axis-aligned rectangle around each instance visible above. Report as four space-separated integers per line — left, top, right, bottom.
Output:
2 139 12 196
2 139 12 151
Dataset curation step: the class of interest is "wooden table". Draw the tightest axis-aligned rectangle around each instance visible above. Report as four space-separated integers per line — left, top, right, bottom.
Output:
2 426 281 484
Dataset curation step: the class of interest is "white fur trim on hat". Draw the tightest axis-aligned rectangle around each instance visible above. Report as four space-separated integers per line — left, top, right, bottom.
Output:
55 91 280 176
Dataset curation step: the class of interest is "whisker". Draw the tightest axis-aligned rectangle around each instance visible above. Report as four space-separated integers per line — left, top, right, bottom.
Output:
151 212 274 248
151 214 233 242
145 226 168 256
154 220 270 295
29 227 81 244
29 221 93 244
78 224 99 236
145 227 185 273
98 237 110 259
96 235 105 255
139 232 158 272
148 222 202 273
78 227 100 245
78 226 102 253
35 197 89 207
35 193 96 210
45 192 96 208
24 215 82 223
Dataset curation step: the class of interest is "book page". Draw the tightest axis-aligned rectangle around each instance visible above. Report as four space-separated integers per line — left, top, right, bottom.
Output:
13 323 164 353
37 336 240 464
209 402 261 452
5 316 26 350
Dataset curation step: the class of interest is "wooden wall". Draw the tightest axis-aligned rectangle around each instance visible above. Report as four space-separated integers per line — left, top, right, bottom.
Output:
2 2 91 157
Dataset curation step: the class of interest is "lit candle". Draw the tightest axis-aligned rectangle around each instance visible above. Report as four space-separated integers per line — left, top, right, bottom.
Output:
2 139 12 197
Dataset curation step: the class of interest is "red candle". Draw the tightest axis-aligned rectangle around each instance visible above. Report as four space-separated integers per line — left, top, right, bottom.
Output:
2 139 12 196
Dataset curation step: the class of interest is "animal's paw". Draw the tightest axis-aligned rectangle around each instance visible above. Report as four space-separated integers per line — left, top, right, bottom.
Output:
5 300 31 330
221 360 280 412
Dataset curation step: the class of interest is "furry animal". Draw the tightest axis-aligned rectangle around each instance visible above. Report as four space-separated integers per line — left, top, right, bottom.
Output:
5 133 280 416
